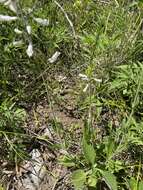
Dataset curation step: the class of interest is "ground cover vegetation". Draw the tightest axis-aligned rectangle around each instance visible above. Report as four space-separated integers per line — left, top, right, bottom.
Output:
0 0 143 189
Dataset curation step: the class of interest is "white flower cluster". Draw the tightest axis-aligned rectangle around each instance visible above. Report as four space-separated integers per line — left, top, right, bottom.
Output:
79 73 102 92
48 51 61 63
0 0 49 57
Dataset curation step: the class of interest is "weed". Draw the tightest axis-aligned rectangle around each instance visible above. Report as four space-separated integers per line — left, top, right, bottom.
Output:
0 0 143 190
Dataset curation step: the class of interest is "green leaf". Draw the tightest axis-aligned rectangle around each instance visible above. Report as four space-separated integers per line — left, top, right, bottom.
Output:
83 121 91 142
104 137 116 158
82 137 96 165
138 181 143 190
59 155 76 167
100 170 117 190
109 80 127 91
88 174 97 187
128 178 138 190
71 169 87 190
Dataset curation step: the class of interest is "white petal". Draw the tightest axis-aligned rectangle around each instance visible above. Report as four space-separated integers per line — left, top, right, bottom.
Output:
0 14 17 21
4 0 17 13
12 40 23 46
48 51 61 63
94 78 102 83
79 73 89 81
0 0 6 3
26 25 31 34
26 42 33 57
14 28 23 34
83 84 89 92
33 17 49 26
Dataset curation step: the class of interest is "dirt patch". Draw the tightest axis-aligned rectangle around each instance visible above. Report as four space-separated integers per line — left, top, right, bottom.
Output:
4 93 82 190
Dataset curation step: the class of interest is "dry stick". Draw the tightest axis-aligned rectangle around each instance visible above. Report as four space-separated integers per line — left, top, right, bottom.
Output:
54 0 76 39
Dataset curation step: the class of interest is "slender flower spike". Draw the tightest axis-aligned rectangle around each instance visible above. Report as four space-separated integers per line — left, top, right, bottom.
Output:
48 51 61 63
26 25 32 34
14 28 23 34
4 0 17 13
0 14 17 21
26 42 33 57
33 17 49 26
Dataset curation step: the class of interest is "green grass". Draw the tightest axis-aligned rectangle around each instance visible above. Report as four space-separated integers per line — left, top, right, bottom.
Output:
0 0 143 189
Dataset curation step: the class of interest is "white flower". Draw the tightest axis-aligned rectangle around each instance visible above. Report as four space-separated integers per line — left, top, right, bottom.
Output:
79 73 89 81
0 0 7 3
94 78 102 83
0 14 17 21
14 28 23 34
33 17 49 26
12 40 23 46
48 51 61 63
79 73 102 83
83 84 89 92
26 42 33 57
26 25 31 34
4 0 17 13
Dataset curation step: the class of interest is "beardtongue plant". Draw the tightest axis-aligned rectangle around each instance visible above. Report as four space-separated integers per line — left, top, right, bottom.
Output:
0 0 49 57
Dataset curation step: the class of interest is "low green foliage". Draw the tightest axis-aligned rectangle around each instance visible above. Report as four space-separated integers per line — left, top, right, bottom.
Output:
99 170 117 190
0 0 143 189
71 169 87 190
0 100 28 164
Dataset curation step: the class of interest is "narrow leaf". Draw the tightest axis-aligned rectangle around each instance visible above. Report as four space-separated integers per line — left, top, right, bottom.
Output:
82 137 96 165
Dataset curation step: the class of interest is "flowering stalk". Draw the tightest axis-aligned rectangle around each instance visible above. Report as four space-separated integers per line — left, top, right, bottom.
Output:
0 0 50 57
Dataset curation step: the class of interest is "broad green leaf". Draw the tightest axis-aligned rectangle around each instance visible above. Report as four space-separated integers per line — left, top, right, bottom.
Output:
88 174 97 187
71 169 87 190
100 170 117 190
129 178 138 190
138 181 143 190
0 185 4 190
82 137 96 165
110 80 127 91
